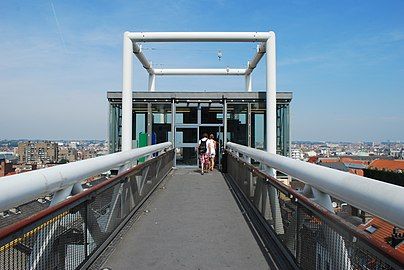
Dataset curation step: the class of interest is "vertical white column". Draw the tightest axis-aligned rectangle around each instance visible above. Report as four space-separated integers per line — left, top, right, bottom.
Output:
266 31 284 235
245 61 252 91
223 99 228 146
266 31 277 176
171 99 176 167
245 74 252 91
122 32 133 151
148 74 156 91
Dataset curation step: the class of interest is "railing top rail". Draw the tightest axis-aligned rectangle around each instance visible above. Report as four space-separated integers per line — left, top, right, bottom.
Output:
0 142 172 212
226 142 404 228
0 149 174 243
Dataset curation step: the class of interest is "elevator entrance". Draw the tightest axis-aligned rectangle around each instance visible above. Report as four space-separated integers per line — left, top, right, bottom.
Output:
175 104 223 167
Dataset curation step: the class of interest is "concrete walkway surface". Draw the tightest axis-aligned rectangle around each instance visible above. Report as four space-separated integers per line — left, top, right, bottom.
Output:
101 168 268 270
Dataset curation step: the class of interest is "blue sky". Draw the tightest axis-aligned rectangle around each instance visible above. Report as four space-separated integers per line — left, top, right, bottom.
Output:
0 0 403 142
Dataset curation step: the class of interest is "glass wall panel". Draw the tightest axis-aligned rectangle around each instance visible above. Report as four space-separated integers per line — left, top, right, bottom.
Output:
250 101 290 156
176 147 197 166
176 128 197 144
251 102 265 150
152 104 171 144
108 96 291 161
277 104 290 156
108 104 121 153
133 104 148 148
227 103 248 146
201 107 223 124
176 107 197 124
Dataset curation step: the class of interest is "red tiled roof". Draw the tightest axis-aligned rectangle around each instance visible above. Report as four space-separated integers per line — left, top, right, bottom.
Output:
340 157 370 165
369 160 404 172
307 156 318 163
358 217 404 254
318 158 339 163
349 168 364 176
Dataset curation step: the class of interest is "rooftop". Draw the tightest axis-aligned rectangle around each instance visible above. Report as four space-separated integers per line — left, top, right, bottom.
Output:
369 159 404 172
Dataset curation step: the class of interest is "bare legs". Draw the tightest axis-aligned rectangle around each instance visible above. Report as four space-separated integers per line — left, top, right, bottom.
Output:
210 156 215 171
200 154 207 175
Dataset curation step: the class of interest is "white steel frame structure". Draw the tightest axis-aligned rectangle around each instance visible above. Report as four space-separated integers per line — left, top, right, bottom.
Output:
122 32 277 174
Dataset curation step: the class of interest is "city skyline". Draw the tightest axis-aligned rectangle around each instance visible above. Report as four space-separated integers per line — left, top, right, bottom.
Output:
0 1 403 141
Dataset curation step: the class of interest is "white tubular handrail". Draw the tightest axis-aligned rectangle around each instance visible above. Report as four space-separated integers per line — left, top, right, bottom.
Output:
0 142 172 212
227 142 404 228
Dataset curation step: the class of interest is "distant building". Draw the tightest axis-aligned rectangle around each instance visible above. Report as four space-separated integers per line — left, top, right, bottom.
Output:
305 150 317 158
318 161 349 172
291 149 304 160
69 141 80 149
17 141 58 164
0 197 51 230
58 147 78 163
0 152 18 163
78 148 97 160
369 159 404 173
358 217 404 254
0 152 18 177
363 159 404 187
13 163 37 173
0 159 15 177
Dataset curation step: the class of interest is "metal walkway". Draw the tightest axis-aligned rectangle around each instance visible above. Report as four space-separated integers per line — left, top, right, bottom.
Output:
1 145 402 269
100 168 268 270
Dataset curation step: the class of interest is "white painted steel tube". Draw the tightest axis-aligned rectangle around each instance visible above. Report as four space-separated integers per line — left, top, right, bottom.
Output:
0 142 172 213
245 42 266 76
266 31 277 178
153 68 247 76
127 32 271 42
122 32 133 151
132 42 154 74
245 74 252 91
148 74 156 91
226 142 404 228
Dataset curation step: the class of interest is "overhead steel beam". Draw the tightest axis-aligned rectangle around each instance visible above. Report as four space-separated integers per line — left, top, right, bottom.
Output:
128 32 270 90
127 32 271 42
153 68 247 76
245 42 266 76
132 42 154 75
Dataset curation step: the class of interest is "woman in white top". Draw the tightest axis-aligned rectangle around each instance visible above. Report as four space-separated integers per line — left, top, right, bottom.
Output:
198 133 210 175
208 134 217 171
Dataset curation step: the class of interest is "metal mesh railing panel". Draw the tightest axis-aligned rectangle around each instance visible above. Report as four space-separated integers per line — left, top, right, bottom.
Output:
226 152 402 270
0 206 86 270
0 150 174 270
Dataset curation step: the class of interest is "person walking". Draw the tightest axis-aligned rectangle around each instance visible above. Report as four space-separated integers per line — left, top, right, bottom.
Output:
197 133 210 175
208 134 217 171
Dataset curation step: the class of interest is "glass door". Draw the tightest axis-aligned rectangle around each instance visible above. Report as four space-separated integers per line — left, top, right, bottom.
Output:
174 103 224 167
175 126 198 166
198 125 223 169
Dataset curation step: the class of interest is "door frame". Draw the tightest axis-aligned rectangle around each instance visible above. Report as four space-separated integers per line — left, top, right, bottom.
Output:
175 125 199 167
174 102 224 168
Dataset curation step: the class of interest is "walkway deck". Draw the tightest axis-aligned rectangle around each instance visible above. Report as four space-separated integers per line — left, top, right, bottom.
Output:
100 168 268 270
